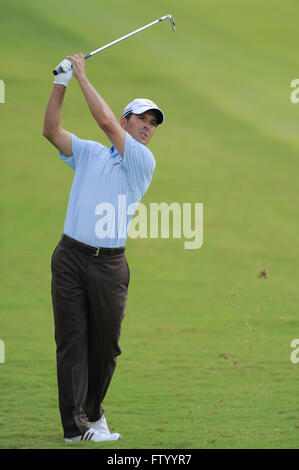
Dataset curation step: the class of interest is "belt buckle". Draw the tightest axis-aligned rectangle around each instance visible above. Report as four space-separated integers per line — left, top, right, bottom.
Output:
94 247 100 256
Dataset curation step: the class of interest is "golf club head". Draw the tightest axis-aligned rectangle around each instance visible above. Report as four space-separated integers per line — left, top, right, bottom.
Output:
168 15 176 32
160 14 176 32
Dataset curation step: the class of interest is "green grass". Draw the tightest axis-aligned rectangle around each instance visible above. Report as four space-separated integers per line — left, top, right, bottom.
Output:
1 0 299 449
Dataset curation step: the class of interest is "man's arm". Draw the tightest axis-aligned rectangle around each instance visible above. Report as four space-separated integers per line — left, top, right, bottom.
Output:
42 84 72 157
68 54 126 156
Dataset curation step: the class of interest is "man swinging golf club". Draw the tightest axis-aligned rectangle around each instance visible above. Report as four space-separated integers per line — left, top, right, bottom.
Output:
43 54 164 442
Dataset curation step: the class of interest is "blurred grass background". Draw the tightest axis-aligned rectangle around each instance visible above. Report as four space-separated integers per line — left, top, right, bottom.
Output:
0 0 299 448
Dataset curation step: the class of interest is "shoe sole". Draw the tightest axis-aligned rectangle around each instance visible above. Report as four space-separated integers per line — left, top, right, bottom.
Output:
64 433 122 443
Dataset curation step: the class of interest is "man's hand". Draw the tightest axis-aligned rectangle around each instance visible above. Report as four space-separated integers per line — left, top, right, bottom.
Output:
53 59 73 88
52 53 86 87
66 54 86 82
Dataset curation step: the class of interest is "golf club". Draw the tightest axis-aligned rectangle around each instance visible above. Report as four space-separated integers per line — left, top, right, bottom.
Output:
53 14 175 75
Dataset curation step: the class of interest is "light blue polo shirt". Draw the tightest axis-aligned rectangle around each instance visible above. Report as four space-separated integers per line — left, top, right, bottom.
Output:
59 132 156 248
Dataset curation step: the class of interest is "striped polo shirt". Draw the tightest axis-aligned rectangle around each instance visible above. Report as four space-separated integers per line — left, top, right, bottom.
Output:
58 132 156 248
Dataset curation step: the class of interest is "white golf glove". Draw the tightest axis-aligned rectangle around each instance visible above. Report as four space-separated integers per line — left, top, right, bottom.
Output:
53 59 73 87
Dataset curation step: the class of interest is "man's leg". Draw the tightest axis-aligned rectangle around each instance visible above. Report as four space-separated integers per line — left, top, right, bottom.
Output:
51 241 90 438
84 252 130 422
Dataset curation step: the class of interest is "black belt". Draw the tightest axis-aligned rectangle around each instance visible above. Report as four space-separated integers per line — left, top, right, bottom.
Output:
61 234 125 257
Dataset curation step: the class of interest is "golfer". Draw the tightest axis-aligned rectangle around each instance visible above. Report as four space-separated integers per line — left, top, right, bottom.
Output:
43 54 164 442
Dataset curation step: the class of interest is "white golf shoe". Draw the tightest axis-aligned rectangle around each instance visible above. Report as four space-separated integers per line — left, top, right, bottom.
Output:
64 425 121 443
87 415 121 440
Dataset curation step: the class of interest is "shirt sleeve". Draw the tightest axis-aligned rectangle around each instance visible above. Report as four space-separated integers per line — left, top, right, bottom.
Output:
121 132 156 193
59 133 90 170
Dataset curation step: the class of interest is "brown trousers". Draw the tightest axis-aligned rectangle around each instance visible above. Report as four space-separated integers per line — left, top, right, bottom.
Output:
51 235 130 438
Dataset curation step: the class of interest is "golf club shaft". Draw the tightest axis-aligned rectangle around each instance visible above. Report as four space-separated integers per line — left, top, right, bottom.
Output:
53 15 175 75
85 16 169 59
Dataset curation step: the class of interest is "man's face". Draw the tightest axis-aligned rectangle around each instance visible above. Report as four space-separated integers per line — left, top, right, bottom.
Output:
120 110 158 145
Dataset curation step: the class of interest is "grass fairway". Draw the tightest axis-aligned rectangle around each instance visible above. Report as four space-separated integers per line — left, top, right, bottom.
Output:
1 0 299 449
